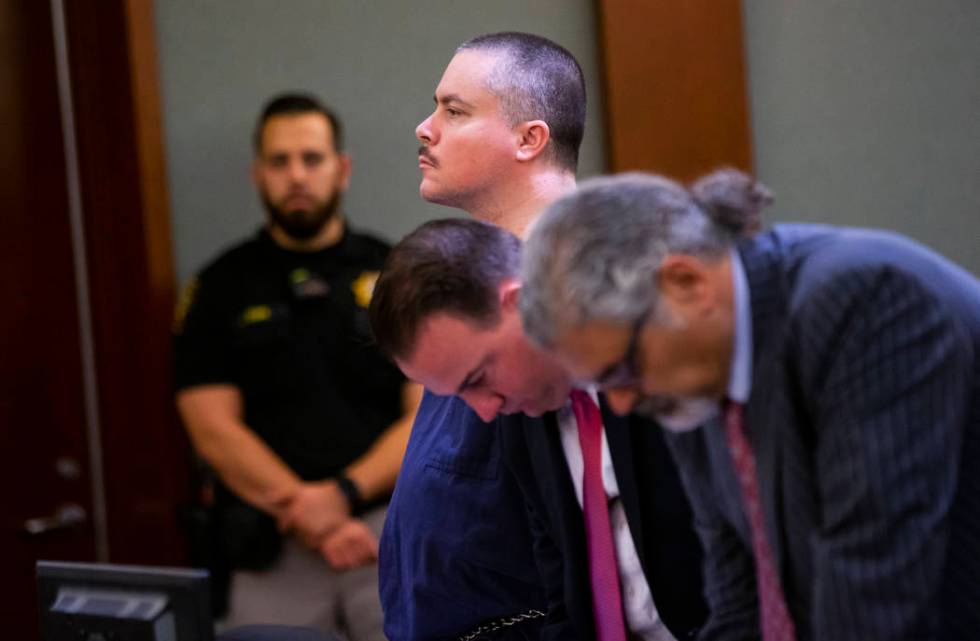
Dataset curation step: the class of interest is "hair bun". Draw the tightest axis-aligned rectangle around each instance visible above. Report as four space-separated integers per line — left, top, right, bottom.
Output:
690 167 772 237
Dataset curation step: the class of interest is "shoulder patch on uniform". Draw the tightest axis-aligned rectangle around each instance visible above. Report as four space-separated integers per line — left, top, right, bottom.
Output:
290 268 311 285
172 277 199 334
240 304 273 326
351 270 381 308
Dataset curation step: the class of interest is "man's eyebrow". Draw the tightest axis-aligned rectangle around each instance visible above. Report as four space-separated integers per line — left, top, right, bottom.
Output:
455 354 491 395
434 93 475 110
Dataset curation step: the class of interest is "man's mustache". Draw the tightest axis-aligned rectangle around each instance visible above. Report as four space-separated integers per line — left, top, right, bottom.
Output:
418 146 438 167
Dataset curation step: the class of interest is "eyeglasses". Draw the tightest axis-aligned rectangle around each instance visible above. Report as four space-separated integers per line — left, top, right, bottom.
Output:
592 309 650 389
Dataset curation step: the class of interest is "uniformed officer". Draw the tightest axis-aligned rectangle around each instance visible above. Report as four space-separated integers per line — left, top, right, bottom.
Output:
174 93 420 641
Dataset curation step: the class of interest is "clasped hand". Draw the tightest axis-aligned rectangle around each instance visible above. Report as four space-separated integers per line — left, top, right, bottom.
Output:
269 480 379 570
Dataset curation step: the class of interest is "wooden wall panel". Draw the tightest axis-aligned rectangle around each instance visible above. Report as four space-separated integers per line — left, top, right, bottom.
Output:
0 3 97 636
61 0 191 566
595 0 752 181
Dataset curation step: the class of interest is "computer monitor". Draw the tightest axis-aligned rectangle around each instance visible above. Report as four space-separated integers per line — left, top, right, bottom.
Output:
36 560 214 641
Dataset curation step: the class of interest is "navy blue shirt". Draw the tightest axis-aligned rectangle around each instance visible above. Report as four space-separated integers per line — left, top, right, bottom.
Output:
379 391 546 641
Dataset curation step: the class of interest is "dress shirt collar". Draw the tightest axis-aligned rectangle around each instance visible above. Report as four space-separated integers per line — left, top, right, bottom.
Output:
727 248 753 404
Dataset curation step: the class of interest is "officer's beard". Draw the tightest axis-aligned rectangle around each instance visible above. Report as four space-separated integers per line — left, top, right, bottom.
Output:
632 394 721 433
262 190 342 241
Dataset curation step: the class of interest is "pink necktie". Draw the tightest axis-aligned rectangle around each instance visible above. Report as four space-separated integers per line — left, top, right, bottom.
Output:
724 399 797 641
570 390 628 641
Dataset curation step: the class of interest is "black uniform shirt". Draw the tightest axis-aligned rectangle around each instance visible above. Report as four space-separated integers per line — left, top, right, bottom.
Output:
174 226 404 481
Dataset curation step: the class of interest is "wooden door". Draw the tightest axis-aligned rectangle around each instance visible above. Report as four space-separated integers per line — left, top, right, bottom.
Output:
595 0 753 179
0 2 98 638
1 2 191 638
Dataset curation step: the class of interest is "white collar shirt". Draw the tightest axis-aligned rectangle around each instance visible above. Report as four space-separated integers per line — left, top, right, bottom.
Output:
557 389 676 641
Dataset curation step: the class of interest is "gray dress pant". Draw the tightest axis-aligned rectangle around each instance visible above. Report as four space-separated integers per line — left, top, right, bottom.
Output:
219 505 386 641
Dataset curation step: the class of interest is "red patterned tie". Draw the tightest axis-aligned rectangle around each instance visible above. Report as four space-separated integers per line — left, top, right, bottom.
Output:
724 399 797 641
570 390 628 641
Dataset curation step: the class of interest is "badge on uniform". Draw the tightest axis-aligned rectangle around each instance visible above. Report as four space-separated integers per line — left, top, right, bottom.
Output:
172 277 199 334
351 270 380 308
289 268 330 300
240 304 273 325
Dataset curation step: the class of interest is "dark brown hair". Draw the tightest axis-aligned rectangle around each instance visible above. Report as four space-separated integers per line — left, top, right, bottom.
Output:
253 92 343 153
369 218 522 360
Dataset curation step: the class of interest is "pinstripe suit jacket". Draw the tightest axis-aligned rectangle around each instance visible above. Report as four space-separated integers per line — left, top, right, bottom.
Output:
665 224 980 641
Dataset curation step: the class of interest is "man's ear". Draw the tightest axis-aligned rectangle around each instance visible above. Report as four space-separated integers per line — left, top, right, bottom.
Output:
498 278 522 312
250 159 262 188
337 153 353 191
515 120 550 162
657 255 713 312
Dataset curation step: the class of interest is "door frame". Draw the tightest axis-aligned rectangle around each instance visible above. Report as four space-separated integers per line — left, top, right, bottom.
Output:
57 0 191 565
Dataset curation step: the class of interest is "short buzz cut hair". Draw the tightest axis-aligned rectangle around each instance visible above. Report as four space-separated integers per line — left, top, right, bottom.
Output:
369 218 522 361
458 32 586 172
252 92 343 154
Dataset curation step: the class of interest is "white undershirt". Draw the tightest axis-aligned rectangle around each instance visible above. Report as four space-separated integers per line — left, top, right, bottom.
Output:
557 389 677 641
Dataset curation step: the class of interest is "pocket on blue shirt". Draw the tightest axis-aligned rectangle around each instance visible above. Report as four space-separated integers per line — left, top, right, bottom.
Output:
424 455 499 480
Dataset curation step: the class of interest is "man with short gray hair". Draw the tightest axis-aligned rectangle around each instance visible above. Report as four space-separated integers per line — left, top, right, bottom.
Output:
378 32 584 641
519 169 980 640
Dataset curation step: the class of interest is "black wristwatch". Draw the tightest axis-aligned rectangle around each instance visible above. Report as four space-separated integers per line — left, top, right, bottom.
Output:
334 473 365 515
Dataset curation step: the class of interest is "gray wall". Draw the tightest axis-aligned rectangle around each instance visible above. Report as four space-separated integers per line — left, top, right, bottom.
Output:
743 0 980 274
158 2 979 284
155 1 607 285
